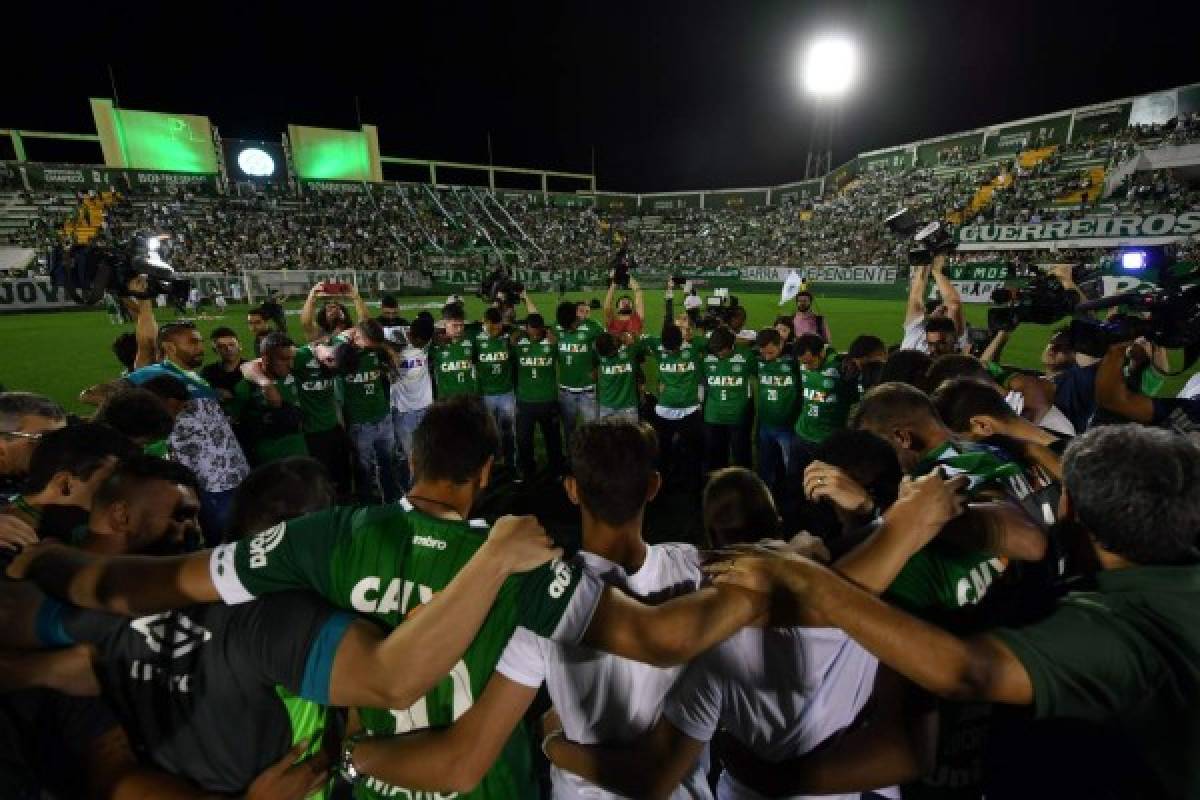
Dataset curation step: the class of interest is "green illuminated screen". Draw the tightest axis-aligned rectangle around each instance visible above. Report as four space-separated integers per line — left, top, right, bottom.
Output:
112 109 218 173
289 125 371 181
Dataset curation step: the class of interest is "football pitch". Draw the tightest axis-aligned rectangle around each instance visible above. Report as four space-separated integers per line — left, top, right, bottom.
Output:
1 290 1195 413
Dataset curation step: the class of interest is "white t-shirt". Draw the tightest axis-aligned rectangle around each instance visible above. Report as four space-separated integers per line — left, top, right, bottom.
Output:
684 294 703 311
497 544 711 800
664 626 897 800
900 316 969 354
1180 372 1200 399
390 340 433 412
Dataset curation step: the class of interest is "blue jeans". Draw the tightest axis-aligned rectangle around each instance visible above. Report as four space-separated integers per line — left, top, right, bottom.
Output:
598 406 639 422
199 487 236 547
391 407 428 490
559 388 597 454
350 416 401 504
483 392 517 467
757 424 796 494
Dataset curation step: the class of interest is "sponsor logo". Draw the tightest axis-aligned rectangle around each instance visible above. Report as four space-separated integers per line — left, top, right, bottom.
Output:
413 534 448 551
130 612 213 659
248 522 286 568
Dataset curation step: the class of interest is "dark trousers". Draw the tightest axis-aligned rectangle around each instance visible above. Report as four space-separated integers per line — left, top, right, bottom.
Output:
305 426 354 502
650 410 704 490
517 401 566 478
704 420 753 474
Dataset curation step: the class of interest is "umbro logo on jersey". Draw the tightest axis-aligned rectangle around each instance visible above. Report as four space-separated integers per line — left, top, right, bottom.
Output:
131 612 213 659
248 522 287 569
413 534 448 550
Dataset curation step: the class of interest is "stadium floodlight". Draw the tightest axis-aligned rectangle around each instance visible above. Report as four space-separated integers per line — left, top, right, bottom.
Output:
238 147 276 178
801 35 858 97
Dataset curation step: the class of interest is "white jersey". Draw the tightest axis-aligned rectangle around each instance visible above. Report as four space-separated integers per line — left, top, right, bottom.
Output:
664 626 897 800
497 544 711 800
1180 372 1200 399
390 342 433 412
900 316 969 354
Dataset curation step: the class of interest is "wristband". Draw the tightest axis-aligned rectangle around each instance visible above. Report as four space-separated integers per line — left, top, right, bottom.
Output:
541 730 564 760
338 733 366 785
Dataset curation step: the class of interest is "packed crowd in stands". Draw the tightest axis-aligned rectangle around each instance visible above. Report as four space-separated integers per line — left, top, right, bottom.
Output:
2 249 1199 799
2 119 1200 280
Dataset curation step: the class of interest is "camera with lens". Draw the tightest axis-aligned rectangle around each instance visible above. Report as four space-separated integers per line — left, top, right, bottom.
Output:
47 232 190 306
884 207 956 266
611 246 636 289
697 292 741 331
987 259 1084 332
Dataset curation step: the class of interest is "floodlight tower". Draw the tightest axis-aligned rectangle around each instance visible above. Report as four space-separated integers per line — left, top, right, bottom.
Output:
800 35 858 179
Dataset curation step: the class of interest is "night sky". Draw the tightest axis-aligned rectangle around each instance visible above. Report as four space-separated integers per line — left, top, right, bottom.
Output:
5 0 1199 192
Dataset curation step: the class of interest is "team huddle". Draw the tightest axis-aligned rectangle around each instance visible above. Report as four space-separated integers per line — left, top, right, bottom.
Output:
1 252 1199 800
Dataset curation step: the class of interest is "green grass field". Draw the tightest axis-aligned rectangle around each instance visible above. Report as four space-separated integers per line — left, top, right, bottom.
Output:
1 291 1195 413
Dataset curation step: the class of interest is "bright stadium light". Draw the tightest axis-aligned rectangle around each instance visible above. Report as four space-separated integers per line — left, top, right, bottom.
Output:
801 35 858 97
238 147 276 177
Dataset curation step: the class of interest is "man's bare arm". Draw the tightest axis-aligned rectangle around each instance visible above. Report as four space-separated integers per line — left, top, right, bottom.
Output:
905 265 931 324
930 255 964 334
1096 342 1154 423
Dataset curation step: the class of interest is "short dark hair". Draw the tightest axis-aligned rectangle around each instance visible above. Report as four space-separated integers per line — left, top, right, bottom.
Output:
140 374 190 404
556 301 577 330
24 423 136 494
227 457 335 542
880 349 934 392
1063 425 1200 565
483 307 503 325
381 294 398 309
848 335 886 360
661 324 683 351
442 302 466 322
796 289 814 300
93 453 199 511
210 326 238 341
706 326 735 354
526 313 546 330
595 332 619 359
570 420 658 525
931 377 1016 433
156 320 197 349
773 315 794 336
812 430 904 511
259 332 295 357
925 316 957 337
927 354 991 391
112 333 138 371
703 467 780 548
408 316 435 344
411 396 499 484
246 307 267 320
850 382 939 433
794 333 826 358
755 328 782 349
96 389 175 442
0 392 65 431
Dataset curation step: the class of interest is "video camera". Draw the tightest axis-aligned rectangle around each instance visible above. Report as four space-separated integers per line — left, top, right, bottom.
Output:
481 267 524 306
884 207 956 266
697 290 742 331
611 247 636 289
48 232 190 306
987 259 1086 332
1066 248 1200 366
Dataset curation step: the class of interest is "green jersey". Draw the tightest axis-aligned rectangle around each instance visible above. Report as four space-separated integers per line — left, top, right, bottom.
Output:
474 330 515 396
293 345 340 433
342 349 390 426
234 376 309 465
756 356 799 428
431 337 478 397
554 324 600 390
702 351 754 425
794 352 857 444
596 340 643 411
888 441 1026 615
209 502 600 800
643 336 703 410
513 336 558 404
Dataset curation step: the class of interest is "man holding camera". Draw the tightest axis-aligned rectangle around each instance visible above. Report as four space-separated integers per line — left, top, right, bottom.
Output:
1097 341 1200 438
604 273 645 336
902 255 965 356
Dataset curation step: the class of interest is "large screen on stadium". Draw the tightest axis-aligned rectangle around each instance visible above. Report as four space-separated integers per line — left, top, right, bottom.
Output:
288 125 372 181
112 109 219 173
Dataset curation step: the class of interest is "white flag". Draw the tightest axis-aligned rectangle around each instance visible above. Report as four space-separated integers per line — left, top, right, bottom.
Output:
780 270 805 305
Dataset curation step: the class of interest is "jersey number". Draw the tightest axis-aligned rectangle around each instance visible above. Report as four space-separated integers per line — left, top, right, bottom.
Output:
766 389 778 402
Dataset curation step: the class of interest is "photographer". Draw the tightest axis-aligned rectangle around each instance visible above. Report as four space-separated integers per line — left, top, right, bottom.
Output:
901 255 965 355
604 273 645 335
1097 342 1200 436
